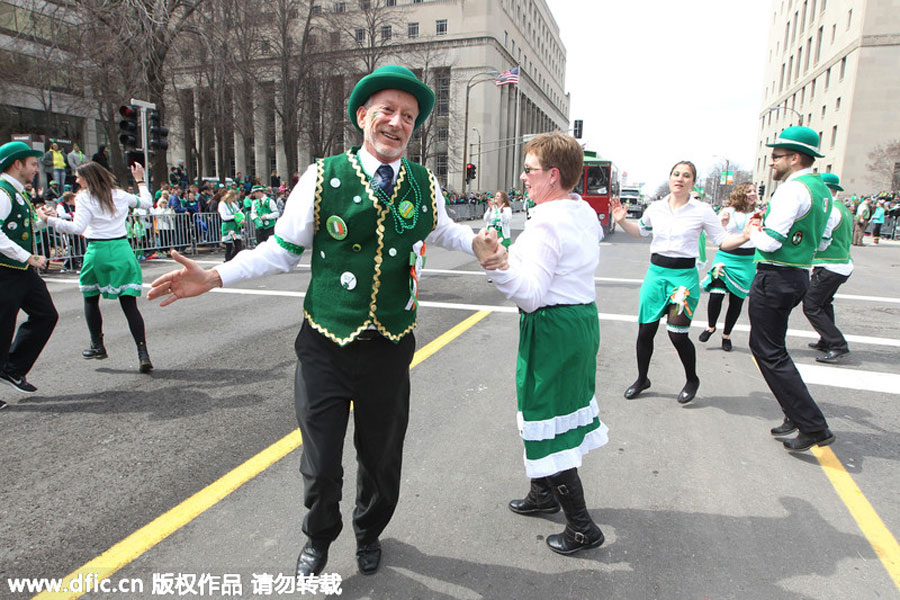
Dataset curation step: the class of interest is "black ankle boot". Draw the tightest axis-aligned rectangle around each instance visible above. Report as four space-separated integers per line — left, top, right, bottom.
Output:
82 335 107 359
137 341 153 373
508 478 560 515
545 469 604 555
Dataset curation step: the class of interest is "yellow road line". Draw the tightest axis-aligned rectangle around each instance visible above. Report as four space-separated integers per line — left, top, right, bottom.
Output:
35 311 492 600
812 445 900 592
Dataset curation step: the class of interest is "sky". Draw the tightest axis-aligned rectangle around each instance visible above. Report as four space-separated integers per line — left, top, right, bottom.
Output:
546 0 772 194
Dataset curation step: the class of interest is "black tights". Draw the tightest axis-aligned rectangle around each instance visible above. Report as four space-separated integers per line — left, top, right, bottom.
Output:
224 239 243 262
636 306 697 384
84 295 146 344
706 291 745 336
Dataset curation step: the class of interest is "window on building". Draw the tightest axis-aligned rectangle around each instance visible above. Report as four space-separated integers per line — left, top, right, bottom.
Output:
359 0 370 9
783 21 790 49
386 0 395 5
436 19 447 35
436 75 450 115
839 56 846 80
831 125 837 148
381 25 391 41
504 30 508 47
821 105 826 117
334 1 345 12
831 24 836 43
329 31 340 46
825 163 832 172
825 67 830 89
436 155 448 179
437 127 448 142
355 28 365 44
801 86 806 105
408 22 418 38
835 97 841 110
847 9 852 29
413 0 423 3
810 76 816 98
795 49 802 80
311 4 322 14
815 26 823 63
804 38 811 71
792 11 798 41
788 56 794 83
821 0 826 12
779 64 785 92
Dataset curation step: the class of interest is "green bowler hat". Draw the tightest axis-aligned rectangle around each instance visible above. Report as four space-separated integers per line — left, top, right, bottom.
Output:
251 185 266 193
821 172 844 192
766 126 824 158
0 141 43 173
347 65 435 133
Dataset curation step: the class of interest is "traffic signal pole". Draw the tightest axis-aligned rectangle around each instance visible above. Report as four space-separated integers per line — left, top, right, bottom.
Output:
131 98 156 189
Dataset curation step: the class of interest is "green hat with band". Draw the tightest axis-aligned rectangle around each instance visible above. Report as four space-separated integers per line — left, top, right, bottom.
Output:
766 126 824 158
251 185 266 193
0 141 43 173
347 65 435 133
821 172 844 192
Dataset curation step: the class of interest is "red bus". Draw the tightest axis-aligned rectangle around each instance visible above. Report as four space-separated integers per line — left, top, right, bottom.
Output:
573 150 619 235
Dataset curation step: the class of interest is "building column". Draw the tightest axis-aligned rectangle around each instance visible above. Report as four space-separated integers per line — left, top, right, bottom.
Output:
274 96 287 184
233 98 247 178
253 92 268 180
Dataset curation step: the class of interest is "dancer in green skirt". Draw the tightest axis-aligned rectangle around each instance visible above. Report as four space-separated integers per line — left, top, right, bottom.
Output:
698 182 758 352
38 162 153 372
476 132 608 556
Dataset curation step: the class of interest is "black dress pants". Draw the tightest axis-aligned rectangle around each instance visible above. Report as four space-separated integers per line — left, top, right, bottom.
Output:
0 266 58 377
293 320 415 547
748 266 828 433
802 267 850 352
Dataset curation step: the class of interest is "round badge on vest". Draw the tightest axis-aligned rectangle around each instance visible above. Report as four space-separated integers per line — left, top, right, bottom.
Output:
16 196 25 205
353 195 362 204
388 248 397 257
792 231 803 245
326 216 348 240
398 200 415 219
330 178 341 188
8 221 17 230
340 272 357 290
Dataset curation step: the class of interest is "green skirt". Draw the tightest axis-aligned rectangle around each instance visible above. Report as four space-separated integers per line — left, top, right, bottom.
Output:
79 238 143 299
638 262 700 324
517 303 609 478
700 250 755 299
221 220 242 242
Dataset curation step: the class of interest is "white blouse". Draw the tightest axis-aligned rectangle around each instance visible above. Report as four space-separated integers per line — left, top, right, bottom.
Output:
486 195 601 314
48 185 151 239
719 207 755 250
639 196 728 258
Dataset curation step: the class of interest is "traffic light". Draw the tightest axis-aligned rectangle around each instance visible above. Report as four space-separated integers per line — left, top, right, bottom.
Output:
758 183 766 197
466 163 476 182
118 104 139 147
573 119 583 139
148 110 169 151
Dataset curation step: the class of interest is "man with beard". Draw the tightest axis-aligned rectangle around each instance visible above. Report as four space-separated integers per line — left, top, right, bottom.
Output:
748 126 836 452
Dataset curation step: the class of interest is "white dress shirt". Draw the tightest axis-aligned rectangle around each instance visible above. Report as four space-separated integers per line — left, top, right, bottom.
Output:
48 185 151 238
216 147 475 286
486 195 601 314
639 195 728 257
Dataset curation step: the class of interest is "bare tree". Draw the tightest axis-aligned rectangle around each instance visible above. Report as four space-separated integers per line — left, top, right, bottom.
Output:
325 0 402 74
866 140 900 190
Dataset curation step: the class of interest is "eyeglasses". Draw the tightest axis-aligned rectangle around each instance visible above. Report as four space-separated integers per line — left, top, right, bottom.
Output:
770 153 792 161
522 166 545 174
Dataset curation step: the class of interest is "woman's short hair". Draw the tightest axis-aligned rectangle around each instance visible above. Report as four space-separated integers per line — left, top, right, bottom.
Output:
669 160 697 181
729 182 756 213
523 132 584 191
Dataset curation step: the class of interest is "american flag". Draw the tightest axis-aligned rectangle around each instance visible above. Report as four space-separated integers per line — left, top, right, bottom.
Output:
495 66 519 86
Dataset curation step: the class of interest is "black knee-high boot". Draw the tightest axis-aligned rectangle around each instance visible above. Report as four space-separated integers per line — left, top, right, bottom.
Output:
508 478 560 515
545 468 604 555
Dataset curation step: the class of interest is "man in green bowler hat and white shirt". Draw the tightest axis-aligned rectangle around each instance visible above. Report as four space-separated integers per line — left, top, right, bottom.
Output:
148 65 507 577
803 172 853 364
250 184 280 245
0 141 59 402
748 126 838 452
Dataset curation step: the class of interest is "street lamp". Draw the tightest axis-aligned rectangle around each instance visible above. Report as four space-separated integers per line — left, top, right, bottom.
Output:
471 127 481 190
768 105 803 126
462 70 499 194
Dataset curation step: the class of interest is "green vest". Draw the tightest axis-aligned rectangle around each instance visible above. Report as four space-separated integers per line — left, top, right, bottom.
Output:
756 174 832 268
0 178 35 270
252 196 276 230
813 200 852 265
303 148 437 345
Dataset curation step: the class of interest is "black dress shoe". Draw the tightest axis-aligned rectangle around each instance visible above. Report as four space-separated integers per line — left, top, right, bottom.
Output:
721 337 733 352
783 429 835 451
698 328 715 343
770 417 797 436
808 340 826 350
677 379 699 404
816 348 849 363
624 378 650 399
356 540 382 575
296 542 328 576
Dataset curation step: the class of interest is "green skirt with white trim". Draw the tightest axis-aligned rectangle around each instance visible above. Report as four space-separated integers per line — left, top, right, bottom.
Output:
79 238 143 299
700 250 755 299
638 263 700 324
517 302 609 478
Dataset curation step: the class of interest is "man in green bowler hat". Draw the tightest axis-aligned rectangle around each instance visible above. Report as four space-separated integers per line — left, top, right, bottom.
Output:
803 172 852 364
0 141 59 401
250 184 280 245
148 65 507 576
748 126 837 451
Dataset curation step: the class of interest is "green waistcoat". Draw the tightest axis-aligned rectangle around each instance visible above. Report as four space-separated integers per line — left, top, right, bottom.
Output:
0 179 35 270
252 196 276 230
813 200 852 265
303 148 437 345
756 174 832 268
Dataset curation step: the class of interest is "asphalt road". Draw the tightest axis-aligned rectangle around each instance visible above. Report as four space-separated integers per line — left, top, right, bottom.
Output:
2 213 899 599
